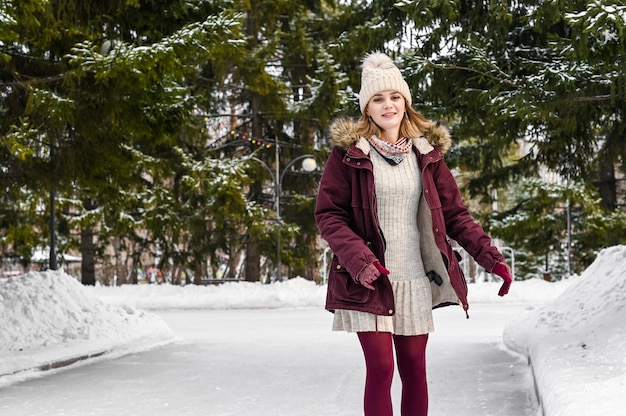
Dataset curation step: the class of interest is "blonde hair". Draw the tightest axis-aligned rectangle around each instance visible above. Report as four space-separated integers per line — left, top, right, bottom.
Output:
356 101 432 140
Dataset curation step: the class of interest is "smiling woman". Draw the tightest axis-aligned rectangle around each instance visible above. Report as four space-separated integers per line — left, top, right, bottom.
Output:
314 51 512 416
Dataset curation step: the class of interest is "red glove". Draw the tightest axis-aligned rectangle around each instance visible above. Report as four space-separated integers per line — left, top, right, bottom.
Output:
492 262 512 297
356 261 390 290
373 261 390 275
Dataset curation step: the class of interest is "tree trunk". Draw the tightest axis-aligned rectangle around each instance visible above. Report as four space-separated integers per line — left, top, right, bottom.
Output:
245 239 260 282
226 246 239 279
597 150 619 245
468 255 476 283
80 226 96 285
305 262 321 284
245 179 263 282
597 151 617 211
242 7 264 283
80 198 97 285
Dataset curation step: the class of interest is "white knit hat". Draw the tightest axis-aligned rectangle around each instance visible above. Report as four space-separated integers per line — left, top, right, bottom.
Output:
358 52 412 113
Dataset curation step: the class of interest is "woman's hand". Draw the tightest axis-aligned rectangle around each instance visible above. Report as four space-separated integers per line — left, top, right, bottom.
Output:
492 262 512 296
356 261 390 290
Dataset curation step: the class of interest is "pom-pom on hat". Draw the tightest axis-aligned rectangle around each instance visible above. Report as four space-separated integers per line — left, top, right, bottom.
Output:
358 52 412 113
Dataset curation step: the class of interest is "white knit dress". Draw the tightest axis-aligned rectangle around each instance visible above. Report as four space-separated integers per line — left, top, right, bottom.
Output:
332 148 435 335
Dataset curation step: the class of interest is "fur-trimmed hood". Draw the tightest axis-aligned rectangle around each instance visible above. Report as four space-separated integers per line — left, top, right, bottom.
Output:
328 117 452 155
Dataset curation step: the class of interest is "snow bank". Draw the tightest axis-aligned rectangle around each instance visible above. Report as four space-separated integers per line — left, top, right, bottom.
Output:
88 276 327 310
504 245 626 416
469 277 573 305
0 270 176 385
88 275 569 311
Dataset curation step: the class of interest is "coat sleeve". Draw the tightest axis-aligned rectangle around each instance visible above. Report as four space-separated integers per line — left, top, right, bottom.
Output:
314 148 377 280
431 157 504 271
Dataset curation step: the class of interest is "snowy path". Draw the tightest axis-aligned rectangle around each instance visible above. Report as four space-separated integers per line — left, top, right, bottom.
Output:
0 305 538 416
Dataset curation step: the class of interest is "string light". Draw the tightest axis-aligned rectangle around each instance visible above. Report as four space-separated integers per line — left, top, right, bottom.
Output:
207 122 273 149
222 131 273 148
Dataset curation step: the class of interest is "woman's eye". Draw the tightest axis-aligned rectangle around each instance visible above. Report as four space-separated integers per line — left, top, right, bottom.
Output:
392 95 401 100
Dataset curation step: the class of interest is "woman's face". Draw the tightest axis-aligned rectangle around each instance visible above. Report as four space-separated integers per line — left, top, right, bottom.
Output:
367 90 406 134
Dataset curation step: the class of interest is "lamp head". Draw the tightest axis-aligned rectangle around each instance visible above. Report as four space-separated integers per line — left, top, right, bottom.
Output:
301 158 317 172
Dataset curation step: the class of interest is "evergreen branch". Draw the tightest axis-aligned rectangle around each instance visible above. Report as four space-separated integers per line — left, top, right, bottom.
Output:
0 73 70 88
422 58 520 89
572 94 622 102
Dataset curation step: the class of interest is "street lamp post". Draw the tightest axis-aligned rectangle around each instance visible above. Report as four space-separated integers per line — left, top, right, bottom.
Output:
251 151 316 282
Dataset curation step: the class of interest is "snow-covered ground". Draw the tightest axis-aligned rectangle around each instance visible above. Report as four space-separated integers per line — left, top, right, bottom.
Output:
1 245 625 416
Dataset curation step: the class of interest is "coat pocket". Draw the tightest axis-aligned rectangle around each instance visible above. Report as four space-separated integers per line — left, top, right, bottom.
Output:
328 261 372 304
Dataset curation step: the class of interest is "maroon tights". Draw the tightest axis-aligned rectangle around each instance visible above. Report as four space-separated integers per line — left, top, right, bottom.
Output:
357 332 429 416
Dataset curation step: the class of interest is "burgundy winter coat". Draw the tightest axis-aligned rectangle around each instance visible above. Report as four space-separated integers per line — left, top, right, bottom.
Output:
314 118 505 317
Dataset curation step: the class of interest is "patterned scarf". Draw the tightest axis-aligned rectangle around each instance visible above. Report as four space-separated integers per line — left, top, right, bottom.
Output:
367 135 412 165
